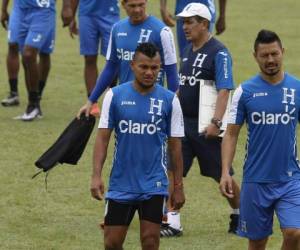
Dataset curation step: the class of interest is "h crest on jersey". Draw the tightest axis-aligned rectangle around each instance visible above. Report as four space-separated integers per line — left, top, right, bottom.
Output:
138 29 153 43
148 98 163 116
36 0 50 8
193 53 208 68
282 88 296 105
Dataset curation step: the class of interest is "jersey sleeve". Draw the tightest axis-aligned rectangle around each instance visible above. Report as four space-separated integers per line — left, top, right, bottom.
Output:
169 95 185 137
214 49 234 90
227 85 245 125
105 24 118 63
160 26 177 65
98 89 115 129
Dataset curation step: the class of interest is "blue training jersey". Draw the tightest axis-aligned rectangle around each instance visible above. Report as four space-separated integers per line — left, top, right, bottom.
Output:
106 16 177 85
178 37 234 118
79 0 119 17
175 0 216 23
18 0 55 10
99 82 184 198
229 73 300 183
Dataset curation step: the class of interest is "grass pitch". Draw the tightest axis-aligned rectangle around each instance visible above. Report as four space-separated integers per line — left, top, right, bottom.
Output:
1 0 300 249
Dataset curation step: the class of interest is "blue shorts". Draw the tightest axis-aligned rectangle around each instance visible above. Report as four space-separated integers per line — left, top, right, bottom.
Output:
176 19 215 58
79 15 119 56
18 8 56 54
8 4 21 44
239 180 300 240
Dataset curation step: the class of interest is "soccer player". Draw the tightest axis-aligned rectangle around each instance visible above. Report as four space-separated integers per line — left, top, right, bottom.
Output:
77 0 178 117
160 3 240 237
91 42 185 250
6 0 57 121
220 30 300 250
68 0 120 115
1 0 53 110
160 0 227 58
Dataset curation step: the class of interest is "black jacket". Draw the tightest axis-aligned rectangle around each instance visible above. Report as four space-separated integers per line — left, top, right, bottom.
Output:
35 115 96 172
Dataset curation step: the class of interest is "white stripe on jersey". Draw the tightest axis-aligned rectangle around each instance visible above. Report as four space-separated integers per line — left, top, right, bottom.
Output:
99 89 114 128
161 141 168 178
105 26 114 60
228 85 243 124
160 27 177 65
170 95 184 137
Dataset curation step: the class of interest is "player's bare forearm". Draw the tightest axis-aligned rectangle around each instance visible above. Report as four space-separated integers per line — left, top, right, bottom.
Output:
216 0 226 35
168 137 183 185
213 89 230 120
90 128 111 200
220 124 240 198
221 124 241 176
218 0 227 19
1 0 9 29
71 0 79 16
1 0 9 11
168 137 185 209
159 0 175 26
92 128 112 177
160 0 167 12
61 0 73 27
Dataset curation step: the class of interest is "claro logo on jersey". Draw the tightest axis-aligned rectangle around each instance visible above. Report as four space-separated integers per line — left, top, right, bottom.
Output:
119 120 161 135
251 88 296 125
119 98 163 135
117 48 135 61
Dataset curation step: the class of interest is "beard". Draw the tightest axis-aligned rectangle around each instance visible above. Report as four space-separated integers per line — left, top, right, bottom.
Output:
260 64 280 76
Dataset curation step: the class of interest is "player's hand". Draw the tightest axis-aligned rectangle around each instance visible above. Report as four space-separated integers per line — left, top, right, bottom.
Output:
69 19 78 38
204 124 220 138
90 174 105 200
77 100 92 119
1 10 9 30
160 9 175 27
171 184 185 210
61 6 73 27
219 174 234 198
215 16 226 35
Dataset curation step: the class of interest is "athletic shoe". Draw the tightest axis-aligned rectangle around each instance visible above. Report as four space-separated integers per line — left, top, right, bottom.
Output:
1 93 20 107
90 103 100 117
14 104 42 121
160 223 183 237
228 214 239 234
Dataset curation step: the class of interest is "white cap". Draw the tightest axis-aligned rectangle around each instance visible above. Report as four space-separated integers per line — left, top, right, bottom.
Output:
176 3 212 21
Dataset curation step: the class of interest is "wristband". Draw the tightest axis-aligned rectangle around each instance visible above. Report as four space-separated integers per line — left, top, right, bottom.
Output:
211 117 222 129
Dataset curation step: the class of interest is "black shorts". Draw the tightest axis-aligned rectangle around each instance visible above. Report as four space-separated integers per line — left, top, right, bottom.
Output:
104 195 166 226
181 118 233 181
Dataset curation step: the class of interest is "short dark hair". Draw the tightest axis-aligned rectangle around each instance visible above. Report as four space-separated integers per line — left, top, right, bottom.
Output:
254 29 282 52
194 16 210 29
133 42 159 60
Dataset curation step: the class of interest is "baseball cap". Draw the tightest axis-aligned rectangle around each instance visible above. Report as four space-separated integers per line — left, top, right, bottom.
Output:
176 3 212 21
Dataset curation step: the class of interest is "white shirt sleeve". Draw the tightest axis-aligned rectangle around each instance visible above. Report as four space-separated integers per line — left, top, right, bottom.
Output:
160 26 177 65
170 95 185 137
228 85 244 124
98 89 114 128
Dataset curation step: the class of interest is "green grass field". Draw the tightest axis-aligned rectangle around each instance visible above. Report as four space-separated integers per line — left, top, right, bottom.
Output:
1 1 300 249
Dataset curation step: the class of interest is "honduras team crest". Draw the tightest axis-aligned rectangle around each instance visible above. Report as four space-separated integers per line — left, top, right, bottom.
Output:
36 0 50 8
